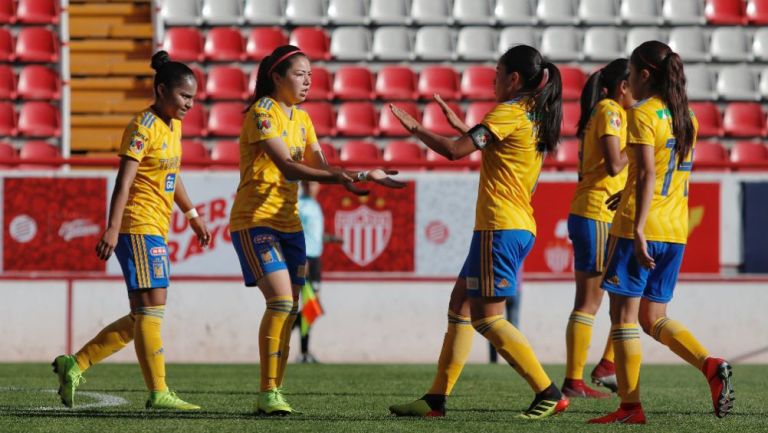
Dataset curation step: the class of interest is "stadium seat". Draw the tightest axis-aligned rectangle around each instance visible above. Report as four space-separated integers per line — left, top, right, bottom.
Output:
305 66 332 101
498 27 536 53
379 101 421 137
710 27 752 62
414 26 454 61
494 0 536 24
689 102 723 137
190 66 207 100
181 104 207 137
759 67 768 100
19 141 59 169
717 66 759 101
244 0 285 25
583 27 624 61
685 64 717 101
15 27 58 63
0 101 16 135
692 141 728 170
537 0 577 24
301 101 336 136
289 27 331 61
205 66 248 101
456 27 496 61
162 27 204 62
17 65 59 100
453 0 494 25
579 0 620 25
330 27 371 61
730 141 768 169
245 27 287 62
0 65 16 100
210 140 239 168
371 26 412 61
625 27 664 56
16 0 59 24
369 0 410 24
319 141 339 162
375 66 417 100
286 0 327 25
160 0 200 25
336 102 378 136
17 102 59 137
705 0 747 25
340 140 380 162
423 101 464 136
328 0 368 25
620 0 662 25
668 27 709 62
0 0 16 24
384 140 424 162
747 0 768 24
411 0 452 25
181 140 210 168
333 66 374 101
0 141 15 168
556 138 580 167
560 66 586 101
541 27 581 61
201 0 242 25
460 66 495 101
204 27 246 62
752 28 768 62
418 66 459 100
465 101 497 126
207 102 244 137
0 28 12 62
723 103 767 137
425 147 470 170
561 102 580 137
663 0 704 24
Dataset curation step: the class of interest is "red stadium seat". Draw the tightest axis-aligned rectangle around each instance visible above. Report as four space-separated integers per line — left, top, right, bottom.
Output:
465 101 497 126
17 0 59 24
0 28 13 62
190 66 207 100
289 27 330 61
379 101 421 137
690 102 723 138
561 66 587 101
15 27 58 62
204 27 246 62
305 66 332 101
0 0 15 24
207 102 244 137
0 141 15 168
181 104 207 137
418 66 460 100
460 66 495 100
300 101 336 136
0 101 15 135
210 140 239 168
730 141 768 170
333 66 374 101
747 0 768 24
206 66 248 100
17 102 59 137
19 140 59 169
693 141 729 171
17 65 59 100
340 140 380 162
319 141 338 162
423 101 464 136
181 139 209 169
246 27 288 61
723 103 767 137
163 27 204 62
383 140 424 162
336 102 378 136
556 138 580 167
375 66 417 100
0 65 16 99
706 0 747 24
561 102 580 137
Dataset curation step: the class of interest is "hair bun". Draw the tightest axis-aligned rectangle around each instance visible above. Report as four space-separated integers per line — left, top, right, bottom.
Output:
151 50 171 71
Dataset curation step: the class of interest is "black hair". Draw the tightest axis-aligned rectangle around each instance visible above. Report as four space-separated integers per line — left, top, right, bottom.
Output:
576 59 630 139
499 45 563 154
150 50 195 97
246 44 306 111
630 41 694 165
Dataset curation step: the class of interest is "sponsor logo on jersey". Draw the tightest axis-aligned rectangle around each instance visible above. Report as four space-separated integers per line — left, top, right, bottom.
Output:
150 246 167 256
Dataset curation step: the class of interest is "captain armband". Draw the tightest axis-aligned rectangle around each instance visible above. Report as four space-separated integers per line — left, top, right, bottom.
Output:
468 124 494 150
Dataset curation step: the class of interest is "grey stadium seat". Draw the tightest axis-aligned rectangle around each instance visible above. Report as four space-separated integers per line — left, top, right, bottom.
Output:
453 0 494 25
201 0 242 25
668 27 709 62
330 27 371 61
752 28 768 62
583 27 624 61
244 0 285 25
494 0 536 25
372 26 412 60
327 0 368 25
456 27 496 61
717 65 760 101
537 0 578 25
625 27 664 56
759 67 768 100
684 64 717 101
285 0 327 25
620 0 662 25
411 0 452 25
662 0 704 25
498 27 537 54
414 26 454 61
369 0 410 25
160 0 201 26
710 27 753 62
578 0 620 25
541 27 581 61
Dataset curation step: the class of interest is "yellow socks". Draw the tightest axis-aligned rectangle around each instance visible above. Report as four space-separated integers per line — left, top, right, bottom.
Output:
601 333 615 363
134 306 167 392
276 298 299 387
651 317 709 370
259 296 292 391
565 310 594 380
473 315 551 393
427 311 474 395
74 313 135 372
611 324 642 404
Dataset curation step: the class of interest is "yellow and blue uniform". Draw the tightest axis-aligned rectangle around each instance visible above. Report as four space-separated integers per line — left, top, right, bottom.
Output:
602 96 698 302
230 96 317 287
460 98 542 298
568 98 628 273
114 109 181 290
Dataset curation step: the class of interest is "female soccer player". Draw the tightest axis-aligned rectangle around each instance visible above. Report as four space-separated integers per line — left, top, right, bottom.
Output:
562 59 635 398
229 44 403 415
52 50 210 410
388 44 569 420
589 41 734 424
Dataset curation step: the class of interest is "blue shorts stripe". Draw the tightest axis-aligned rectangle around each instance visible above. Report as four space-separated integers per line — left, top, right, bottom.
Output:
240 229 264 281
139 235 151 287
130 234 145 287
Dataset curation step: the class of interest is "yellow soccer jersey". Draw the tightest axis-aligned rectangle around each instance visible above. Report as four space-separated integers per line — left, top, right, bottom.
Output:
474 99 543 234
118 109 182 238
611 96 698 244
230 96 318 232
570 99 628 222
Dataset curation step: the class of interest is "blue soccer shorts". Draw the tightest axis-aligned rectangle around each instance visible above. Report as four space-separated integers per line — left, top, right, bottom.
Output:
568 213 612 273
460 229 535 298
114 233 170 291
231 226 307 288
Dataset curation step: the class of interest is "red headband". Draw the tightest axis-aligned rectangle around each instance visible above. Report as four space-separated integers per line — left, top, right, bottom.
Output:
268 50 304 76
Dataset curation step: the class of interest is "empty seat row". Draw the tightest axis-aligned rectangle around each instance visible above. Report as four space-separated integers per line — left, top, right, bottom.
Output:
0 0 59 24
0 27 59 63
0 101 60 137
0 65 60 100
0 140 61 169
159 0 768 27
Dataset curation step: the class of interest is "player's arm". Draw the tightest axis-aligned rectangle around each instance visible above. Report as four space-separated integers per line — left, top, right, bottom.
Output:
389 104 477 161
600 134 628 176
434 93 471 134
96 156 139 260
173 176 211 248
632 144 656 270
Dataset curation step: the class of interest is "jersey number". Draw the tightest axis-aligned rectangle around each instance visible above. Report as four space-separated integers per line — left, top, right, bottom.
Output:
661 138 694 197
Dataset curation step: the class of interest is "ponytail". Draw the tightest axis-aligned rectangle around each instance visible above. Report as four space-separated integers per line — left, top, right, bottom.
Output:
530 62 562 154
576 58 630 139
245 44 305 112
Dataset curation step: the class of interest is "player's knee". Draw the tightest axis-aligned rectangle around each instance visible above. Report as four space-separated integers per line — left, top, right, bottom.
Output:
638 314 659 335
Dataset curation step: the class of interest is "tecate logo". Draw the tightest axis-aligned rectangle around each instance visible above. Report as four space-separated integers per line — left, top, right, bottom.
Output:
9 214 37 243
58 219 100 241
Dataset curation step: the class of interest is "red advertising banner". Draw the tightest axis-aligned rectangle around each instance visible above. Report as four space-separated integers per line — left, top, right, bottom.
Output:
319 181 415 272
680 182 720 273
3 177 107 272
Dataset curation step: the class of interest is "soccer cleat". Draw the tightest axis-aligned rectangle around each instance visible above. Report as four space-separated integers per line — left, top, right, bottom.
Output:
145 390 201 410
590 358 618 393
389 397 445 417
256 388 293 415
51 354 85 408
561 379 612 399
702 357 734 418
588 403 646 424
516 397 569 420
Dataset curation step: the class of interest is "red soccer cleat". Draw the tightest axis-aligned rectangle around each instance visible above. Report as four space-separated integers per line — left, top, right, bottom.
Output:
702 357 735 418
588 403 646 424
561 379 612 399
590 358 618 393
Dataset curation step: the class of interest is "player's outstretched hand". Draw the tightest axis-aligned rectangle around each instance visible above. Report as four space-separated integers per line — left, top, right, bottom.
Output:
190 217 211 248
95 227 119 261
605 190 623 211
343 181 370 196
368 168 406 189
433 93 463 129
389 104 419 134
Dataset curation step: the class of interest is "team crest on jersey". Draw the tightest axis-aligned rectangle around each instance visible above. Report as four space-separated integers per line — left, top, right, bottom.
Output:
607 111 622 129
257 118 272 133
153 262 165 279
129 133 145 153
469 125 492 149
